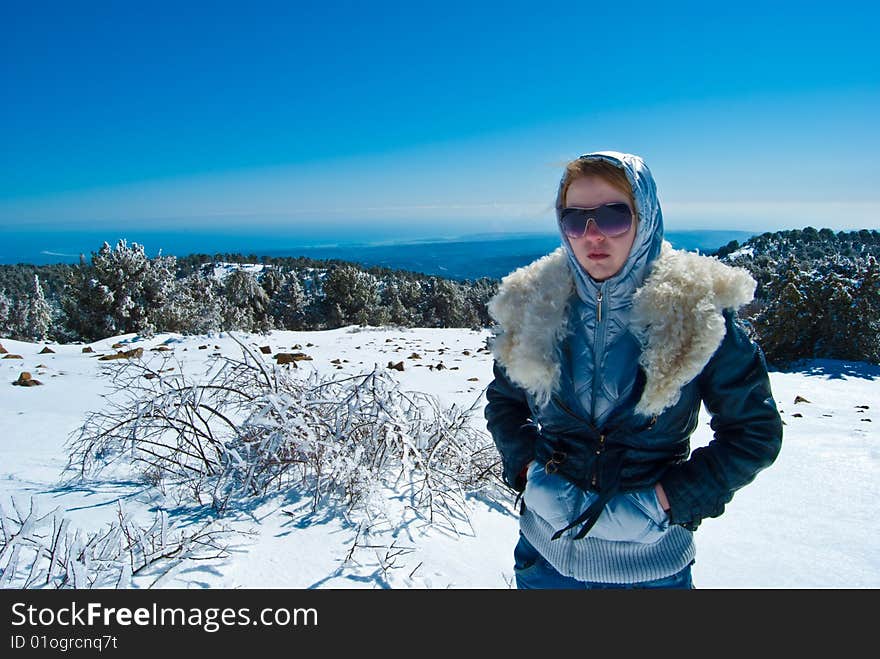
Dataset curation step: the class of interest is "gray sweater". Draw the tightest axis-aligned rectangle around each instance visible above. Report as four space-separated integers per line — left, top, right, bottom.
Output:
519 506 696 584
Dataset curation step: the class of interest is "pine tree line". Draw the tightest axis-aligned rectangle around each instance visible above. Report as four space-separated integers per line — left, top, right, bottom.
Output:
718 228 880 365
3 230 878 367
0 239 498 343
715 227 879 264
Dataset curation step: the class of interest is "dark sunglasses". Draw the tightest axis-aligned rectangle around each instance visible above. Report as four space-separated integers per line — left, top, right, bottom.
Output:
559 202 633 239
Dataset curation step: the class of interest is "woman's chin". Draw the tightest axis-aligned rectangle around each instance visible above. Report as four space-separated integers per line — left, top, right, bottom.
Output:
577 259 619 282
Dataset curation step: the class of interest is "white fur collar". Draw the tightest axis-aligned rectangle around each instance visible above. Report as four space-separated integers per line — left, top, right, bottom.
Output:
487 241 756 417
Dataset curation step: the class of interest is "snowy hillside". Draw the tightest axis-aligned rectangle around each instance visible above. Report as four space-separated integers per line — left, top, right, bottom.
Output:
211 262 271 281
1 328 877 588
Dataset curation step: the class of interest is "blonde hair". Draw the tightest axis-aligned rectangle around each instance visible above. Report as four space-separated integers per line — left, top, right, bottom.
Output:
560 158 638 219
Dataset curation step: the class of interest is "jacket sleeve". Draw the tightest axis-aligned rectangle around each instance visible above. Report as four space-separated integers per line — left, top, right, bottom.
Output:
484 360 540 492
659 309 783 531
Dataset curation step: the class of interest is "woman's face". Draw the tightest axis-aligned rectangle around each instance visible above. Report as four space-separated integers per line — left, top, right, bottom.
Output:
564 176 637 282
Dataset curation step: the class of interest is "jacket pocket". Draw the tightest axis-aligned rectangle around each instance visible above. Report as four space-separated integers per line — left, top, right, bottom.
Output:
627 488 670 528
524 464 671 544
521 460 585 530
581 489 670 544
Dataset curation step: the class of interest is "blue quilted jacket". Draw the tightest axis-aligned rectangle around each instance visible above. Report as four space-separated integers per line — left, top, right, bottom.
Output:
484 151 783 538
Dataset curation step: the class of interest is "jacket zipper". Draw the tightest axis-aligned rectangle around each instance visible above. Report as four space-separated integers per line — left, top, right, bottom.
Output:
589 286 606 490
556 284 607 491
591 283 607 421
591 433 605 488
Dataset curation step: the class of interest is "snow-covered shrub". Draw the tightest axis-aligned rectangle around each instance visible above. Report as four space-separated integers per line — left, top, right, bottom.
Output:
65 338 503 530
152 273 223 334
269 271 307 330
219 269 271 333
379 279 423 326
61 240 176 341
425 278 476 328
0 498 232 589
320 265 384 327
0 276 53 342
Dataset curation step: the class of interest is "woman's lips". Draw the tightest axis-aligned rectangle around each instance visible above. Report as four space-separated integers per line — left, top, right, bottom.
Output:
588 254 610 260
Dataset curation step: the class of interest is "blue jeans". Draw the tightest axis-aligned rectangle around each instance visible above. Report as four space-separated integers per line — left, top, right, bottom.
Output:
513 533 695 589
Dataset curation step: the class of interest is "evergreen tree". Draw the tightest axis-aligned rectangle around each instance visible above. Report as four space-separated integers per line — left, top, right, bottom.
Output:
715 239 740 259
429 278 471 327
321 265 381 327
851 255 880 362
396 278 425 325
271 271 307 330
153 273 223 334
27 274 52 341
380 280 416 326
259 267 284 299
814 271 856 360
753 255 817 364
61 240 175 340
219 268 271 332
417 278 441 327
9 298 29 340
463 278 498 328
0 289 11 337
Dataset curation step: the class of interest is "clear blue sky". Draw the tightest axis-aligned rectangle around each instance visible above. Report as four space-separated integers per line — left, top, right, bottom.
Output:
2 0 877 239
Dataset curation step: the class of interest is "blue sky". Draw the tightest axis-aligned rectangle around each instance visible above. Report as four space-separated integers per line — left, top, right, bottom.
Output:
2 0 878 239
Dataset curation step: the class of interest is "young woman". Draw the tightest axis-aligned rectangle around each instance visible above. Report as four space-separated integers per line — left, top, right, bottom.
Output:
484 151 783 589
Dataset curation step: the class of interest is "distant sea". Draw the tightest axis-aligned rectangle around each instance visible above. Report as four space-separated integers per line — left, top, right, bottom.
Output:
0 229 756 281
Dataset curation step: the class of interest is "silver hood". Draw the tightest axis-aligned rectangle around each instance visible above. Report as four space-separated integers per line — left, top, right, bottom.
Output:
554 150 664 304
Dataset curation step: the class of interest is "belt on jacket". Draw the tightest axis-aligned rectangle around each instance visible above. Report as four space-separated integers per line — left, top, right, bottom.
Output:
550 445 629 541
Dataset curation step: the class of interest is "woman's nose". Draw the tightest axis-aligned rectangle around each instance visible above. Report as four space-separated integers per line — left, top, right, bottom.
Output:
583 219 605 239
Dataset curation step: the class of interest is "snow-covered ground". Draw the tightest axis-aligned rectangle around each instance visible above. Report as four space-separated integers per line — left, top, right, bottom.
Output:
726 245 755 260
1 328 877 588
211 262 270 281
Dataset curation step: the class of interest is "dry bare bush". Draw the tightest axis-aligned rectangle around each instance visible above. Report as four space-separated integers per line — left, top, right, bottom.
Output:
65 335 504 535
0 498 233 589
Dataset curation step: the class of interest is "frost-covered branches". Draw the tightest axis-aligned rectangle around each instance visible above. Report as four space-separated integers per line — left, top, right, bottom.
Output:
749 254 880 364
65 340 503 530
0 498 232 589
62 239 177 340
219 269 272 333
0 275 53 342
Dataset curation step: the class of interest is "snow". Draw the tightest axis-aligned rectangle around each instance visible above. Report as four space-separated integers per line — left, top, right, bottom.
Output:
1 329 877 588
211 262 270 281
727 245 755 259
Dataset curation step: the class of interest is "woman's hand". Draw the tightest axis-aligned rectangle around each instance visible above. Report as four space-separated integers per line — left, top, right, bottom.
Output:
654 482 671 512
514 460 534 492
